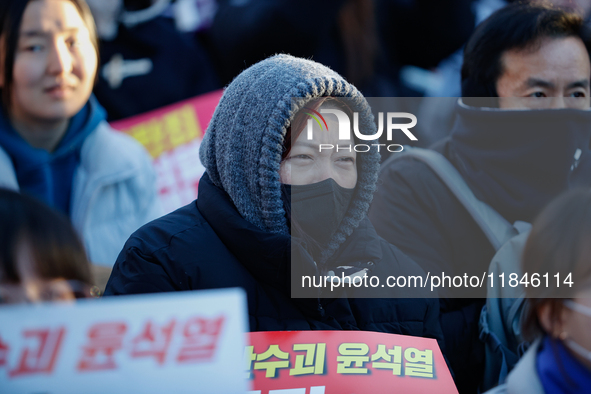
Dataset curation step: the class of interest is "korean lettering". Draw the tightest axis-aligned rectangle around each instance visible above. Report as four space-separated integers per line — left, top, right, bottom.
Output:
253 345 291 378
336 343 370 374
245 345 257 379
130 319 176 365
404 348 434 378
289 343 326 376
10 327 65 377
0 334 9 368
370 344 402 375
176 316 225 363
77 322 127 372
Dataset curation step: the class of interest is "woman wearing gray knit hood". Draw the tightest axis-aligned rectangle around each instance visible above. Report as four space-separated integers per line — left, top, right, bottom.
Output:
105 55 443 343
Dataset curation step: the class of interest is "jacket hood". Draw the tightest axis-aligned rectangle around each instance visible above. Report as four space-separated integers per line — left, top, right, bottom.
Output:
199 54 380 262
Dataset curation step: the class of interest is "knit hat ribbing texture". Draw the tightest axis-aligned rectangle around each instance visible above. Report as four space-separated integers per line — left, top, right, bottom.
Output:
199 54 380 264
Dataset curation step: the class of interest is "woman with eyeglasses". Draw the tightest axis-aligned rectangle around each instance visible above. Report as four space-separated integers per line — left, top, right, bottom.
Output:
486 188 591 393
0 188 97 304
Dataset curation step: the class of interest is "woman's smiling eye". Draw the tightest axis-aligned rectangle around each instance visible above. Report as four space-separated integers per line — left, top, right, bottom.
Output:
66 37 78 48
292 154 312 160
25 44 43 52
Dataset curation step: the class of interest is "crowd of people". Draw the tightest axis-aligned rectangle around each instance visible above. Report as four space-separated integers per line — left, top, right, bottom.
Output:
1 0 591 393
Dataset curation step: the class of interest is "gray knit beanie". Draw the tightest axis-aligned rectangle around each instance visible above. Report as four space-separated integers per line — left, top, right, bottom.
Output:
199 54 380 263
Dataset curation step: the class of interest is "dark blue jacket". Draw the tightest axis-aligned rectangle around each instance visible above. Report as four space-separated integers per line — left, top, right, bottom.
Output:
105 173 444 345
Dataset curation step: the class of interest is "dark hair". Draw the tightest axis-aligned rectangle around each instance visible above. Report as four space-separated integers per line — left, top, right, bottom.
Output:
0 188 92 286
461 3 590 104
521 188 591 342
0 0 99 109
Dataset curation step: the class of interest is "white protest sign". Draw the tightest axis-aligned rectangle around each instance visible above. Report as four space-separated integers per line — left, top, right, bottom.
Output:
0 288 249 394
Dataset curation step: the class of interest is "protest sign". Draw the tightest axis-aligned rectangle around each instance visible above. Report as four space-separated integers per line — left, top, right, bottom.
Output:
110 90 223 213
247 330 457 394
0 288 249 394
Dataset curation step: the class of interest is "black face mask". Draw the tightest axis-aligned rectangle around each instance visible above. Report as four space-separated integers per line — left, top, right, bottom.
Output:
282 179 355 247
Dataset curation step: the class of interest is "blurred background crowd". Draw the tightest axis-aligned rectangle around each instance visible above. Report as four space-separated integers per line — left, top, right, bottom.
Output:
84 0 591 119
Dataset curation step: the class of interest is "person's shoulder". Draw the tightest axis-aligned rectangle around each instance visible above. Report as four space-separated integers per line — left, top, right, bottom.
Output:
0 145 18 189
78 121 154 179
376 147 468 213
92 122 150 159
382 150 436 173
499 339 544 394
378 149 452 199
123 201 211 257
483 340 544 394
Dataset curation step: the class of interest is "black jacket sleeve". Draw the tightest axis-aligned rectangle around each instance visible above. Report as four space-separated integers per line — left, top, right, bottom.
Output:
104 243 183 296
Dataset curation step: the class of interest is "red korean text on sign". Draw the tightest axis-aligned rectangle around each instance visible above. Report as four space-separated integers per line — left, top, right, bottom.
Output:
176 316 225 364
130 319 176 365
9 328 65 377
0 334 9 368
77 322 127 372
